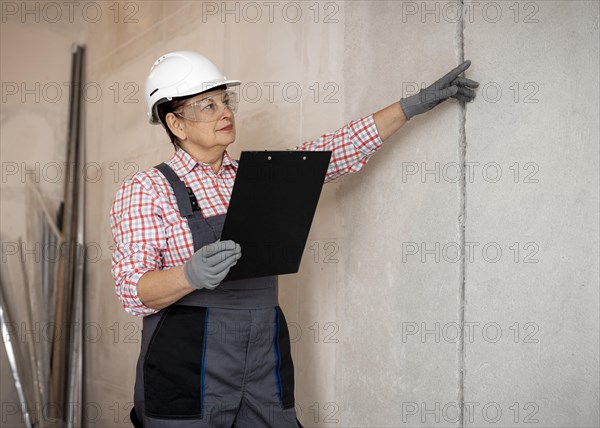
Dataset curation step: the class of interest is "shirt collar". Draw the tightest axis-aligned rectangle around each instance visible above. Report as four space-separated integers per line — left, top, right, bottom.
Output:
169 146 238 177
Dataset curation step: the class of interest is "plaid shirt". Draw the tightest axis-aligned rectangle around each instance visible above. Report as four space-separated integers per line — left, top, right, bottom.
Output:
110 114 383 316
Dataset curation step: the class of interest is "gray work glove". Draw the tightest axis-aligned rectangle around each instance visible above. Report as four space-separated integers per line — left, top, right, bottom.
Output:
400 60 479 120
184 239 241 290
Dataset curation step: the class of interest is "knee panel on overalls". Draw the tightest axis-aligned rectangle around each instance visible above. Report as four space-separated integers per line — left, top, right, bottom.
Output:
143 305 209 419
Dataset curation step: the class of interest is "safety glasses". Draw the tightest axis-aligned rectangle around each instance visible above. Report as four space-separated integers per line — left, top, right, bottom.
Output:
174 89 239 122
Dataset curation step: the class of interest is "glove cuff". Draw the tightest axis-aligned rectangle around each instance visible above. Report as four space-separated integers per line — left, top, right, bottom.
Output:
399 98 412 120
183 260 203 290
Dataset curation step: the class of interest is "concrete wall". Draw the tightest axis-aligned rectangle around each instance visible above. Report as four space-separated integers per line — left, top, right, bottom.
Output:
1 1 598 427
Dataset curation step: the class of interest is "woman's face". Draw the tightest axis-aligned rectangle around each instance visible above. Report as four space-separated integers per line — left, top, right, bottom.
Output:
166 88 236 153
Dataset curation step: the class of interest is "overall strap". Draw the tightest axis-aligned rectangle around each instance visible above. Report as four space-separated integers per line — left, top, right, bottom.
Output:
154 163 212 252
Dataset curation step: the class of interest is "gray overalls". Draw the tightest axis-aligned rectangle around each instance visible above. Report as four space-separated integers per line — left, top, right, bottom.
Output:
130 163 302 428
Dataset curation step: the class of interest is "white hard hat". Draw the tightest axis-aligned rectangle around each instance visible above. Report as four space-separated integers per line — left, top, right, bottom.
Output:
144 51 241 124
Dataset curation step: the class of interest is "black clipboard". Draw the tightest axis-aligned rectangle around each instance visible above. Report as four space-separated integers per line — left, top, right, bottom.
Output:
221 150 332 281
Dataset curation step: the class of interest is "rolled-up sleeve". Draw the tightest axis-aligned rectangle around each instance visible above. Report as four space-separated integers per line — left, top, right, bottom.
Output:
109 175 165 317
292 114 383 183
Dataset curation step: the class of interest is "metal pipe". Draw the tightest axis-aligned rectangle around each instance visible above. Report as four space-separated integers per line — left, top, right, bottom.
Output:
67 75 86 426
0 273 34 428
18 236 42 427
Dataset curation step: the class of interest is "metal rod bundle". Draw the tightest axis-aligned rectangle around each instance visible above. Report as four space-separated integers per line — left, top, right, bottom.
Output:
1 44 85 428
49 43 85 426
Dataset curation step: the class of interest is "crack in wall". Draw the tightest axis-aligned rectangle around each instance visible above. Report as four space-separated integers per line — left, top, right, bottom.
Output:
456 1 467 427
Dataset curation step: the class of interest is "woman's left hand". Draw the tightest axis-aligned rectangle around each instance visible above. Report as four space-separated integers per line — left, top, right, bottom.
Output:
400 60 480 120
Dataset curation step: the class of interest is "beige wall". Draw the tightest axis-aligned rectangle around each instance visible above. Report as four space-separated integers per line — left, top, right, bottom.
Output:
1 1 598 427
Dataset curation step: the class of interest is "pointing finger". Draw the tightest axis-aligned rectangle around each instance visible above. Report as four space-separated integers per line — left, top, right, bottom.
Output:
436 60 472 87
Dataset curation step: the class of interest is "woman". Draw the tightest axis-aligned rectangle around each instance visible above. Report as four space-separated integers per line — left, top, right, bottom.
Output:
109 51 478 428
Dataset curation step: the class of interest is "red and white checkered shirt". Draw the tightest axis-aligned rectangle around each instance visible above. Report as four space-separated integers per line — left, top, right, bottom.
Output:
109 114 383 316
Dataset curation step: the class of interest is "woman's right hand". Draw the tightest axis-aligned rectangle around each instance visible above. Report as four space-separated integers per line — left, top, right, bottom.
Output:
183 239 242 290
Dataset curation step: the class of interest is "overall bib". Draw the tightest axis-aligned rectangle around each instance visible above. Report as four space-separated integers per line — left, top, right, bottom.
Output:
130 163 302 428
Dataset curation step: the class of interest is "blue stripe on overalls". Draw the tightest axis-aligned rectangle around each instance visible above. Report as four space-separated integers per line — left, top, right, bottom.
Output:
274 308 283 403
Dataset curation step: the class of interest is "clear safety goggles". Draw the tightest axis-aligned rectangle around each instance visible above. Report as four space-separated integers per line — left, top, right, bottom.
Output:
174 89 239 122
